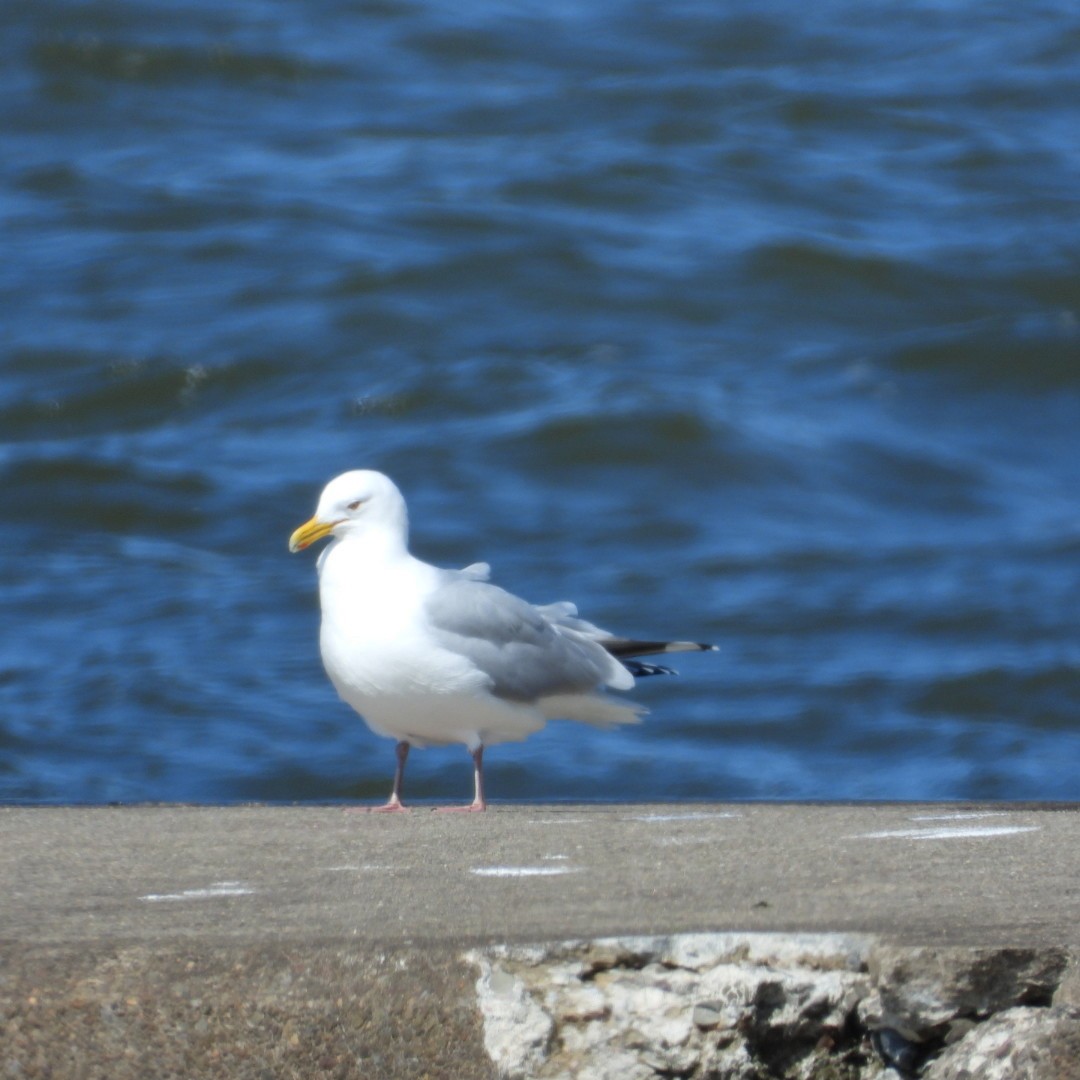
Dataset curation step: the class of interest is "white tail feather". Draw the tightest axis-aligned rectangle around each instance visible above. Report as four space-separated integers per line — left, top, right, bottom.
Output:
537 694 646 729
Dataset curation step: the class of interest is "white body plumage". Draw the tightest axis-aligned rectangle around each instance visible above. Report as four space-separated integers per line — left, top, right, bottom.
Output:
289 470 714 810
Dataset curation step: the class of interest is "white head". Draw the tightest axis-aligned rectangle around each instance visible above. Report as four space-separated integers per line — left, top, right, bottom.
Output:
288 470 409 553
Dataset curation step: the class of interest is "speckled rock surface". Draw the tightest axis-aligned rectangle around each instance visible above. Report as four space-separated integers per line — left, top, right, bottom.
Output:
923 1006 1080 1080
470 935 1080 1080
858 945 1068 1040
471 934 877 1079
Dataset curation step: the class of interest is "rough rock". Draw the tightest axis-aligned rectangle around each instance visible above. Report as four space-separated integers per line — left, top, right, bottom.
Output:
1054 955 1080 1010
471 934 874 1079
472 954 553 1080
923 1006 1080 1080
859 945 1068 1040
471 935 1077 1080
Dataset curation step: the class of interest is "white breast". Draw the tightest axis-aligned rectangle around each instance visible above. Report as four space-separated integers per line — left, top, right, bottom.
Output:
316 538 484 703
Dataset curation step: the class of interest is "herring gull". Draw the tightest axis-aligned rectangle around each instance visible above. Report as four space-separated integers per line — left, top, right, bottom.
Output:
289 470 716 811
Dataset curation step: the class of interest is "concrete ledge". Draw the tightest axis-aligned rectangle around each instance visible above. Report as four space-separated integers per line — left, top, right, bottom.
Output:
2 804 1078 1077
2 942 489 1079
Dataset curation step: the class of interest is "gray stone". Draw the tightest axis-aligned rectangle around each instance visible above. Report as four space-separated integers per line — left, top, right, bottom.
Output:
471 935 1080 1080
472 953 554 1079
470 934 874 1079
1054 955 1080 1009
871 1027 922 1073
860 945 1068 1039
944 1018 977 1044
923 1006 1080 1080
692 1001 725 1029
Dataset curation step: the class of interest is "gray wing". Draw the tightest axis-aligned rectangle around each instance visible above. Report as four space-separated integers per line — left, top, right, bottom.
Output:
424 574 632 701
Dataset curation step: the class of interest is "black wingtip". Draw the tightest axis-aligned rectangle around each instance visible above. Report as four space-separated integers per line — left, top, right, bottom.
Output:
623 660 679 678
603 638 720 660
664 641 719 654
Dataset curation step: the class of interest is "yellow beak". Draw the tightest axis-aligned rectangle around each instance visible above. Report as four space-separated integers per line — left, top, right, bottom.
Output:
289 516 337 553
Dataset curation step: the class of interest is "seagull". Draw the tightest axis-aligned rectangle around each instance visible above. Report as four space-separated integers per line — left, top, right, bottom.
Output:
289 470 716 812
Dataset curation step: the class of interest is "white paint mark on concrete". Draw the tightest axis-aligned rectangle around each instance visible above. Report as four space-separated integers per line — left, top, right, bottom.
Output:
471 866 577 878
910 812 1009 822
524 818 586 826
629 812 741 823
852 826 1040 841
542 854 569 860
140 881 254 902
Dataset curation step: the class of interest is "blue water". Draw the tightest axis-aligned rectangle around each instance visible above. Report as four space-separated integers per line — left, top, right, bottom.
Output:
2 0 1079 804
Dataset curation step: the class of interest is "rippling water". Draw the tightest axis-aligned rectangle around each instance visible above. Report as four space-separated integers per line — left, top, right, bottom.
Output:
2 0 1079 803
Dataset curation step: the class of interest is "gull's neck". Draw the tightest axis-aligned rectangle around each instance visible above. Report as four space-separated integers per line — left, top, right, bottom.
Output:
319 519 412 580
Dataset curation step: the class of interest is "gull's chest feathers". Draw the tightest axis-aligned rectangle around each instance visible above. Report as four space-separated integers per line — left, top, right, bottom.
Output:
319 544 426 641
315 538 474 698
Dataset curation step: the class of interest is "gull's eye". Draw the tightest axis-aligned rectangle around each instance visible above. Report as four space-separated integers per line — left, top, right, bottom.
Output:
347 499 365 511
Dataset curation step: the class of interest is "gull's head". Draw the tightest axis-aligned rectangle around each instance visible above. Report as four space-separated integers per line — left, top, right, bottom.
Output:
288 470 408 553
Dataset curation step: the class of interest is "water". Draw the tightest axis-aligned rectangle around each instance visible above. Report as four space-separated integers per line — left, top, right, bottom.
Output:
2 0 1079 804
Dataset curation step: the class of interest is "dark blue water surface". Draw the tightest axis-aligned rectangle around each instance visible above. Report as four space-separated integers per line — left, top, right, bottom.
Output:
2 0 1079 804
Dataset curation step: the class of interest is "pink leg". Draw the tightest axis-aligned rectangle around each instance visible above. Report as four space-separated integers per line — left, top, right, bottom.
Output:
435 746 487 813
346 741 411 813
